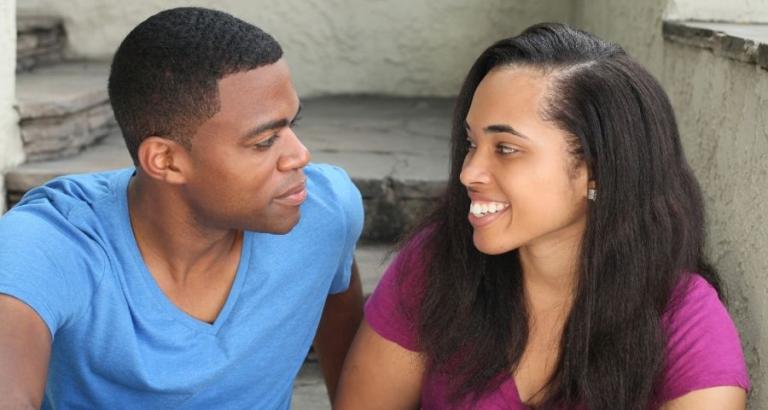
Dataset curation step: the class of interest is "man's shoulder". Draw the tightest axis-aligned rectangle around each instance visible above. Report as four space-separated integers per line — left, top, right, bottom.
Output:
0 172 123 336
305 163 361 208
13 168 132 213
306 163 355 190
1 168 132 252
295 163 364 240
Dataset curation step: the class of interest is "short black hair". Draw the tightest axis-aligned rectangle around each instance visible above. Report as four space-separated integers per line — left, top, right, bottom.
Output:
108 7 283 163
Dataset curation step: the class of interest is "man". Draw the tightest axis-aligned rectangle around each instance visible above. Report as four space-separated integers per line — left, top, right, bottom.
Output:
0 7 364 409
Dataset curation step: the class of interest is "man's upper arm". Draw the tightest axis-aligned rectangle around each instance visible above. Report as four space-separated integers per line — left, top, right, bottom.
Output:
661 386 747 410
0 294 52 408
313 260 364 401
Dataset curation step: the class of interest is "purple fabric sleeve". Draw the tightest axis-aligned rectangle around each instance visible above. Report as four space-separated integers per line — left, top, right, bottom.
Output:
364 234 428 352
658 274 750 402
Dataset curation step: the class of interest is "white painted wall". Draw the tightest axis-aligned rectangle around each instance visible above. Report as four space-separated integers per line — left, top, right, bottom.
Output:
15 0 571 97
666 0 768 23
1 0 23 212
16 0 44 13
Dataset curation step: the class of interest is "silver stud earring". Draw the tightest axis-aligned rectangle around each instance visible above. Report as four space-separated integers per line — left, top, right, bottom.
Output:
587 188 597 201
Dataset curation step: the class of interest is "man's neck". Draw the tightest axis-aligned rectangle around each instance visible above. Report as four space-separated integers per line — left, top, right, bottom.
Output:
127 174 243 285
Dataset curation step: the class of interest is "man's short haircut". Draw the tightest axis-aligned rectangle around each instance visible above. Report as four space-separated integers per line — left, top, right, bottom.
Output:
108 7 283 163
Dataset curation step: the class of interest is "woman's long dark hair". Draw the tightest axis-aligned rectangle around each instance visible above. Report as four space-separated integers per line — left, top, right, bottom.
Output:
402 23 722 409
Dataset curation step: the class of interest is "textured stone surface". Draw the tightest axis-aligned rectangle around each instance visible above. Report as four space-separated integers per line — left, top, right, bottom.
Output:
0 0 24 213
664 42 768 407
665 0 768 23
19 103 117 161
565 4 768 405
16 0 570 97
16 14 66 72
291 360 329 410
571 0 667 77
664 21 768 68
6 96 453 241
16 61 110 118
16 62 116 161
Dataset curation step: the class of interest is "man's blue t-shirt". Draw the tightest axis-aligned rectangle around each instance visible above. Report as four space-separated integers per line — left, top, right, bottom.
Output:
0 163 363 409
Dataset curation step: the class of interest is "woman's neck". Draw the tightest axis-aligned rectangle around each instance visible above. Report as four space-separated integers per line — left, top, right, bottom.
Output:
517 222 584 312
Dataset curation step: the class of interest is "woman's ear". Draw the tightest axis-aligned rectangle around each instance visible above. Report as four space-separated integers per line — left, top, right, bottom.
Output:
587 180 597 201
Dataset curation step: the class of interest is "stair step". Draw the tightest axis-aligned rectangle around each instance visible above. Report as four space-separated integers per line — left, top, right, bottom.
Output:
16 14 67 72
355 243 395 295
5 95 452 241
16 61 117 162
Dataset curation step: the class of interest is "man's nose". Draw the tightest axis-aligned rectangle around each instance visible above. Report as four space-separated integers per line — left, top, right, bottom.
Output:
278 129 311 171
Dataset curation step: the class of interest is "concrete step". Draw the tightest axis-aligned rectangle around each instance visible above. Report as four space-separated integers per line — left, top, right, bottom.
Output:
16 61 117 162
6 92 453 241
16 14 67 72
292 360 329 410
355 242 395 295
291 242 395 410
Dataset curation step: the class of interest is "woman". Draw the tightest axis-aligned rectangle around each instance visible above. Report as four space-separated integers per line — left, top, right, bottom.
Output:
335 23 750 409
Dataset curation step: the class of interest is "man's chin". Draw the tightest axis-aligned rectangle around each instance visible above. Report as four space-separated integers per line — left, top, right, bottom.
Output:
246 212 301 235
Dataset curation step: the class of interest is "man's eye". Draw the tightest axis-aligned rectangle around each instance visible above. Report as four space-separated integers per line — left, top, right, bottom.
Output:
290 115 302 128
255 135 279 150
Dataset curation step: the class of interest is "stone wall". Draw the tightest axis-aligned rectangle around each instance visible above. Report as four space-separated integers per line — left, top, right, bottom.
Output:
16 15 66 72
0 0 24 212
16 62 116 162
16 0 571 97
663 41 768 406
571 0 668 77
571 1 768 406
666 0 768 22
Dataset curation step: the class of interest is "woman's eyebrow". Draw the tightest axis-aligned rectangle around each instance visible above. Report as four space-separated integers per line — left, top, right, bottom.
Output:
465 121 530 139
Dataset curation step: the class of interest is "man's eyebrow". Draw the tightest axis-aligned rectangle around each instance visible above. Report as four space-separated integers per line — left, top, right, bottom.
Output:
241 104 303 141
464 121 530 139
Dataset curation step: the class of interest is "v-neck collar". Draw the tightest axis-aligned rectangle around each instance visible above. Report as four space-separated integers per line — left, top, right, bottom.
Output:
116 169 252 335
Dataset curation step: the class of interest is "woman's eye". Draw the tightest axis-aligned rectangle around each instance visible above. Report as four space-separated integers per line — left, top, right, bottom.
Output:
466 138 477 150
255 135 279 150
497 144 518 155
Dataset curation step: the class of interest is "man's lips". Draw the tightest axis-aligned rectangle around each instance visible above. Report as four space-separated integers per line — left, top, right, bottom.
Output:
274 180 308 206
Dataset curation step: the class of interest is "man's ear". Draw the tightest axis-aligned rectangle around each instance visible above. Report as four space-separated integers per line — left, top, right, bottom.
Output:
136 136 190 184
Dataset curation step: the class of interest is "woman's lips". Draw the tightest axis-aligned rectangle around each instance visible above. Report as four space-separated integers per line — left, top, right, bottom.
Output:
467 206 508 228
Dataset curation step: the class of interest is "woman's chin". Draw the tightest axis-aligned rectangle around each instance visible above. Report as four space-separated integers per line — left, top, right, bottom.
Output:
472 233 517 255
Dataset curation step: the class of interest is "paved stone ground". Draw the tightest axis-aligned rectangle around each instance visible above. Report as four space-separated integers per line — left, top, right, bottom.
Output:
292 360 330 410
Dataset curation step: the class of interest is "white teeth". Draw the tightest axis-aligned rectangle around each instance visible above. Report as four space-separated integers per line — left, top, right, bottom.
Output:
469 201 508 217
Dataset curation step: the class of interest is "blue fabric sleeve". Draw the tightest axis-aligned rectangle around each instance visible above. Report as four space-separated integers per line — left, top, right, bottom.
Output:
324 165 364 294
0 203 104 338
